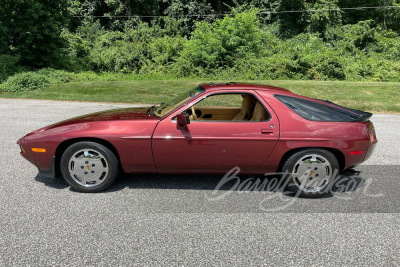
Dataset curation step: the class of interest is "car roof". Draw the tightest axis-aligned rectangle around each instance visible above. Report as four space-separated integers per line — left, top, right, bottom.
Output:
200 82 292 94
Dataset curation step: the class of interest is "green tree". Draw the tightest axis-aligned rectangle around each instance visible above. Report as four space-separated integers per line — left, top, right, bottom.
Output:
1 0 70 69
276 0 342 37
68 0 168 29
339 0 400 32
306 0 342 35
231 0 280 25
275 0 310 37
163 0 215 36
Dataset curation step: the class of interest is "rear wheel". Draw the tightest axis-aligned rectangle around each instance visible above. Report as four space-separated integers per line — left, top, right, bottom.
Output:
282 149 339 198
60 141 119 193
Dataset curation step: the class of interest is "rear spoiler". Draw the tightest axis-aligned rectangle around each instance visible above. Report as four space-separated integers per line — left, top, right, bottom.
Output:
320 100 373 122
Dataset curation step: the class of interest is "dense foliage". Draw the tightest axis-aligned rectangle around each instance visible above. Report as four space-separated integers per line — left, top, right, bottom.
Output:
0 0 70 69
59 10 400 82
1 0 400 91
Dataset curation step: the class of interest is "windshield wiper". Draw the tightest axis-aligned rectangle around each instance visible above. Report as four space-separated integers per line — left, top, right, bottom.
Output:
147 104 156 116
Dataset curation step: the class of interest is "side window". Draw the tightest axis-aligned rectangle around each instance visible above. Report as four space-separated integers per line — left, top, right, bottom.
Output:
185 93 270 122
195 94 243 108
275 95 360 122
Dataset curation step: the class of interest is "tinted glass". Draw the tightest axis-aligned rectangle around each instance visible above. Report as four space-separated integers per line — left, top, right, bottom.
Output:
153 86 205 117
275 95 360 122
195 94 243 107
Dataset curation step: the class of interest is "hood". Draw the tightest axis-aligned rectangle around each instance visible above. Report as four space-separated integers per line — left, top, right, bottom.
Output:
26 107 159 136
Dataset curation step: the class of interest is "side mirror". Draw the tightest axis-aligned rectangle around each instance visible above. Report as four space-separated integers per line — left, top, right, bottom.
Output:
176 113 190 130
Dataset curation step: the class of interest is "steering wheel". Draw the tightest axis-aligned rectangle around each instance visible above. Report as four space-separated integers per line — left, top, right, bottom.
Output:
191 106 198 121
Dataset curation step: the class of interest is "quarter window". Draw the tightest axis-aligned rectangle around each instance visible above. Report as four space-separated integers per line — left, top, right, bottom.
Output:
275 95 360 122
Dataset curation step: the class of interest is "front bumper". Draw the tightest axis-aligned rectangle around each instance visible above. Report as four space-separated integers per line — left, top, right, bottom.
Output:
17 137 36 166
38 156 56 178
18 137 57 178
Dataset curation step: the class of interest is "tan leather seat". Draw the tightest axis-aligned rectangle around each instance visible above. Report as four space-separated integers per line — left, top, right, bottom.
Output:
232 95 255 121
250 102 269 121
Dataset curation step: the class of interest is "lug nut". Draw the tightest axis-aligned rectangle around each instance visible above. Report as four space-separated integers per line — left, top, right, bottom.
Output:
81 166 84 169
85 161 89 164
84 172 88 175
92 164 95 167
91 170 95 173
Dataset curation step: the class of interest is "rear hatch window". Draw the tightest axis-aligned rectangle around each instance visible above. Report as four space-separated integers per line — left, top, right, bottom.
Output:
275 95 372 122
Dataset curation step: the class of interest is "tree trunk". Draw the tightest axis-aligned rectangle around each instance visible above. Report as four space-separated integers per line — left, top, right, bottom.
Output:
218 0 223 15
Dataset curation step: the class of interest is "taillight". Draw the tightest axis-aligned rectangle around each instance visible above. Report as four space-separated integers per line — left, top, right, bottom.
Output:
369 130 376 143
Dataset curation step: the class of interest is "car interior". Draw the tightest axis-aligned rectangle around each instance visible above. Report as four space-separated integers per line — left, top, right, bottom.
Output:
184 93 270 122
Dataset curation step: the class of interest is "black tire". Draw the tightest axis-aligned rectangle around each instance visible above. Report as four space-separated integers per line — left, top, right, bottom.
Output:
60 141 119 193
281 149 339 198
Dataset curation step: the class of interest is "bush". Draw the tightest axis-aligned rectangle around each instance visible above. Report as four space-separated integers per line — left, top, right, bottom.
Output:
180 10 262 71
0 54 21 83
75 71 100 81
36 68 78 83
1 72 49 92
57 12 400 81
63 20 166 73
140 35 187 75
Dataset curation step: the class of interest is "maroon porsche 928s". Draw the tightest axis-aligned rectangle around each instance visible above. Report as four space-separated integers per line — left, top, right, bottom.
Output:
17 83 377 197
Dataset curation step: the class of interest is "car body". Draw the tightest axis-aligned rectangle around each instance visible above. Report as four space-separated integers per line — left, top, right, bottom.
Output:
17 83 377 196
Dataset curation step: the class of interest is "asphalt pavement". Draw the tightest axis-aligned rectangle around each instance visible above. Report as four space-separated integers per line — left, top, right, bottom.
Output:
0 99 399 266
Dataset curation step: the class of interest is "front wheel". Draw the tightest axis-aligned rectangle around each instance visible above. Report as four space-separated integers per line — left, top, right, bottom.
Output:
282 149 339 198
60 141 119 193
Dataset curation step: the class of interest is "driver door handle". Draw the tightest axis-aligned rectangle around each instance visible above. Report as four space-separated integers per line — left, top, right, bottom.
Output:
261 129 273 134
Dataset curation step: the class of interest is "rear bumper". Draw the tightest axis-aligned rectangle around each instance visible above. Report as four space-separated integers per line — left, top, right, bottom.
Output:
363 139 377 163
38 156 56 178
363 122 378 163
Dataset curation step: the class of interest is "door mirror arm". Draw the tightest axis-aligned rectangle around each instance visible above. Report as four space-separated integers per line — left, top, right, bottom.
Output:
185 113 191 124
176 113 190 130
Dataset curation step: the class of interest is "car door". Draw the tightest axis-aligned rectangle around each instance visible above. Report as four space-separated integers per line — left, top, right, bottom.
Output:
151 90 280 172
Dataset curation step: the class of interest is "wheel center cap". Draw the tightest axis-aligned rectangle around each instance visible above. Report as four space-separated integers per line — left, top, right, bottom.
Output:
310 171 315 176
85 166 91 171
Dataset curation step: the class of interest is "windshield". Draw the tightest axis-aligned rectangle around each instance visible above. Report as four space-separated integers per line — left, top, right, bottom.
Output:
153 86 205 117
